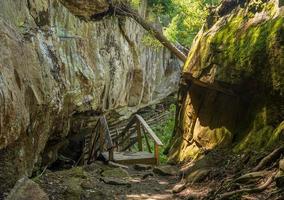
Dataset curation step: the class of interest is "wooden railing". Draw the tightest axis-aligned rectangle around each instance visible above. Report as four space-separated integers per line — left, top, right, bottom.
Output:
82 116 114 165
113 114 163 164
82 114 163 165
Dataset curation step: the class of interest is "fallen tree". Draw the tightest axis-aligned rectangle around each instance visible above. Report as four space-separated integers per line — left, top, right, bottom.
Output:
111 3 187 62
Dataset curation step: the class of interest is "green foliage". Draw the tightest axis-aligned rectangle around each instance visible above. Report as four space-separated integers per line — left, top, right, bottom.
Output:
130 0 141 9
148 0 220 47
132 104 176 164
141 33 163 49
152 104 176 163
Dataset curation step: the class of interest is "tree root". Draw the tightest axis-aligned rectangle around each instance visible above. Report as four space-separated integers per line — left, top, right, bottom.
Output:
264 188 284 200
253 146 284 171
234 171 270 183
217 172 276 200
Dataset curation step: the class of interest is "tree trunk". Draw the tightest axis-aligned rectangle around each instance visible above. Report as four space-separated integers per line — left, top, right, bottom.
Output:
113 4 187 62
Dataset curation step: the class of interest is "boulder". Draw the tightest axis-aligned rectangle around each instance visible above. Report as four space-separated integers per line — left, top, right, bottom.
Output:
169 0 284 164
7 178 48 200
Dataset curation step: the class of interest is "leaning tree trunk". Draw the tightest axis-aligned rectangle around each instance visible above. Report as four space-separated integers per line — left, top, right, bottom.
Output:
113 4 187 62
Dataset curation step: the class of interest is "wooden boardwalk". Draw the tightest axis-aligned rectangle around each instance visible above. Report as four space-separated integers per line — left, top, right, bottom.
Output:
80 114 163 165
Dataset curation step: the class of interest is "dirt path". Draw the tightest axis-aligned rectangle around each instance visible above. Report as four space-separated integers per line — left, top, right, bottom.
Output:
36 162 185 200
114 166 182 200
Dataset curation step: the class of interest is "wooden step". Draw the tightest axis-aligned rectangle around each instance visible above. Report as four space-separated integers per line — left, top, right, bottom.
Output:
102 151 157 165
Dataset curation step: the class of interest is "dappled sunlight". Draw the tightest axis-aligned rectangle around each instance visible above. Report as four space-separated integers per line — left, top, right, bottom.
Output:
126 193 174 200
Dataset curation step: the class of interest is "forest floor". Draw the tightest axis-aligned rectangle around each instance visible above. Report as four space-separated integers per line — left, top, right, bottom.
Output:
32 146 284 200
6 146 282 200
35 162 187 200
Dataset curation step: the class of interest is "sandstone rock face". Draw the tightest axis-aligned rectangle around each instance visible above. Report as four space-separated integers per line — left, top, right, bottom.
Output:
59 0 110 19
169 0 284 162
0 0 180 193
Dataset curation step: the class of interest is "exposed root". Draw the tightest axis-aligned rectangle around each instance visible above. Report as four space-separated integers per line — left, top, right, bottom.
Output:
234 171 269 183
217 172 276 200
253 146 284 171
264 188 284 200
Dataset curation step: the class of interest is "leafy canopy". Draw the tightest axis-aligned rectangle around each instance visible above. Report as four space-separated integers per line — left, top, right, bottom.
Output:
146 0 220 48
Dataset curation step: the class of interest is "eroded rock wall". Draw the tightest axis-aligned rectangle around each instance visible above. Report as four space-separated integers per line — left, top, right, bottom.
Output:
0 0 180 193
169 0 284 163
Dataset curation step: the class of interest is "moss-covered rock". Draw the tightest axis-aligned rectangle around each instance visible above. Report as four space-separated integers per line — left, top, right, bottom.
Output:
170 0 284 163
101 167 130 178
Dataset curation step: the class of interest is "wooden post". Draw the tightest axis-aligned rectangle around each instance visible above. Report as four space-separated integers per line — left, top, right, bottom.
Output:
109 148 114 161
115 129 119 151
99 123 104 153
142 127 152 153
136 120 143 151
154 144 159 165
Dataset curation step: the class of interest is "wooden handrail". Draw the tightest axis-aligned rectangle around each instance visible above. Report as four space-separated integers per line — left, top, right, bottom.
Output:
84 116 114 164
99 116 113 150
134 114 163 165
134 114 163 146
113 116 137 142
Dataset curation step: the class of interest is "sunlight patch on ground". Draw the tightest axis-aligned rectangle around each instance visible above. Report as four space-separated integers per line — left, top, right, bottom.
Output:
157 180 169 185
126 193 175 200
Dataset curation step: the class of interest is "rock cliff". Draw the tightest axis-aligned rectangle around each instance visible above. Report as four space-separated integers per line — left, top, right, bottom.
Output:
0 0 180 193
169 0 284 163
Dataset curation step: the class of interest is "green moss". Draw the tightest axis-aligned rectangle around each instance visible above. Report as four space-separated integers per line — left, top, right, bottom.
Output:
64 177 83 200
141 33 163 49
234 125 274 152
267 121 284 146
62 167 87 179
233 99 284 153
101 168 129 178
177 1 284 163
209 14 284 86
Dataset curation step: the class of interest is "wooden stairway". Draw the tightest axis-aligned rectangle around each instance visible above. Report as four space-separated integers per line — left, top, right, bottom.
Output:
80 114 163 165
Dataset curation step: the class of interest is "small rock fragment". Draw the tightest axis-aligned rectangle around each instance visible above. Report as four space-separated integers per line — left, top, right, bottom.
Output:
101 167 129 178
134 164 152 171
172 183 187 193
142 172 154 179
82 189 112 200
279 159 284 171
100 177 131 186
81 181 94 189
153 165 178 176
